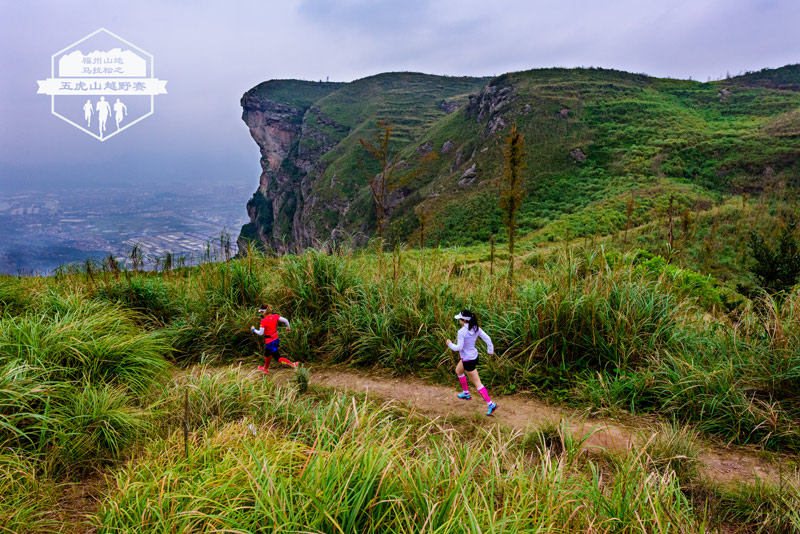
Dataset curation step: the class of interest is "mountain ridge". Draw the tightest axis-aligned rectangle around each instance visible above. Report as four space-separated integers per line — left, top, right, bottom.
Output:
238 65 800 258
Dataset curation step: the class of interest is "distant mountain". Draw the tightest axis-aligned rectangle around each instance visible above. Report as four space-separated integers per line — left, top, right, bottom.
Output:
238 66 800 253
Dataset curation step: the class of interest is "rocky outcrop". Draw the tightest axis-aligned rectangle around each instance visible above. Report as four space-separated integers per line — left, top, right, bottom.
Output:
241 92 303 173
440 100 460 114
486 115 507 134
238 75 490 254
240 90 307 253
458 163 478 187
467 82 514 136
570 148 587 162
449 149 464 173
238 83 352 253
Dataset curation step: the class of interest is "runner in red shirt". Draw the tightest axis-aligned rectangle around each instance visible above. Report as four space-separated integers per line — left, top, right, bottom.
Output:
251 304 298 373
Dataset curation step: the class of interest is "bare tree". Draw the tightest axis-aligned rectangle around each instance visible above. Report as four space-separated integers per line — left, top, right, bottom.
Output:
129 243 143 272
415 204 430 250
359 120 437 248
500 122 527 283
624 192 635 245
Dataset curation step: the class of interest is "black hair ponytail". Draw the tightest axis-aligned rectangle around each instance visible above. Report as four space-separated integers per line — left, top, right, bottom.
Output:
462 310 479 332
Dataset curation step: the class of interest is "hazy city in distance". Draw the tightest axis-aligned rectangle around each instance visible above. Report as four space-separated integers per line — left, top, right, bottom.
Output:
0 181 251 275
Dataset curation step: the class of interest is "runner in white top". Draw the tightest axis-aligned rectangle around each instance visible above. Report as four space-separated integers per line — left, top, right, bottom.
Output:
446 310 497 415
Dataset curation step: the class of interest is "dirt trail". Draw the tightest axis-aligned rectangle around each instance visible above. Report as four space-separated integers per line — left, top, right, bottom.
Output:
50 471 108 534
264 365 781 486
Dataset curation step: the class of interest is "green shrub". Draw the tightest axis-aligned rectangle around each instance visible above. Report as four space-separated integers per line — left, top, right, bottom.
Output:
161 306 255 363
632 249 732 311
278 250 359 319
49 384 148 473
0 296 169 472
0 276 31 316
96 276 179 324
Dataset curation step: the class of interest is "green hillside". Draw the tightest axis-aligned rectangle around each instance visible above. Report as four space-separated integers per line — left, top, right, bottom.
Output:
389 67 800 244
240 66 800 288
302 72 490 215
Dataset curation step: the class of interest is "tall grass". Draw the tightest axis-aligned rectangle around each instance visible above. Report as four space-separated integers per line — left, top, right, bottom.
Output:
9 244 800 451
708 475 800 533
158 365 273 429
0 276 32 316
96 276 180 325
49 384 149 472
5 233 800 531
95 244 797 451
0 294 170 474
0 451 60 533
97 377 704 533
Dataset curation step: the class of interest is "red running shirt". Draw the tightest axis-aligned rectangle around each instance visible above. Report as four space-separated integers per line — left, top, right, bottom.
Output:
259 314 280 343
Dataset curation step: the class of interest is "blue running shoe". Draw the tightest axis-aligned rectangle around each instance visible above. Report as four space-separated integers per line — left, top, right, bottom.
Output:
486 402 498 416
457 392 471 400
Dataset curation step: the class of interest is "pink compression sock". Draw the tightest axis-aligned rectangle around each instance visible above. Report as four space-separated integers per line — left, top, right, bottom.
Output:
458 375 469 393
478 387 492 404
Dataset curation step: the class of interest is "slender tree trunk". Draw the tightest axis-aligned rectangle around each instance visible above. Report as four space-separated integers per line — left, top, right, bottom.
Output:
509 213 516 283
667 195 675 262
183 388 190 460
489 232 495 276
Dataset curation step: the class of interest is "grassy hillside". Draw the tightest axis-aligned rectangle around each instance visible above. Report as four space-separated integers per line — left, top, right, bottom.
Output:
240 72 489 252
2 243 800 531
399 68 800 245
241 66 800 290
725 64 800 91
310 73 488 207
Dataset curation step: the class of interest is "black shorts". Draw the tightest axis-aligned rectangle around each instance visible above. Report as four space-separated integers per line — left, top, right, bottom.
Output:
462 357 479 372
263 338 279 357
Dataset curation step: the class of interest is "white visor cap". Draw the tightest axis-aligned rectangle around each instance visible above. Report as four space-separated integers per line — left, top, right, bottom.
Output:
454 312 472 321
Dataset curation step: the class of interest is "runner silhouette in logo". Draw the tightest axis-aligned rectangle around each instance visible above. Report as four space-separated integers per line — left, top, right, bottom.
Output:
83 99 93 128
95 96 112 137
113 98 128 130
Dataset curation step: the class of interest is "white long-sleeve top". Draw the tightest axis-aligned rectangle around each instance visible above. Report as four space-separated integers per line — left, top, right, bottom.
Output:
448 325 494 361
252 316 290 336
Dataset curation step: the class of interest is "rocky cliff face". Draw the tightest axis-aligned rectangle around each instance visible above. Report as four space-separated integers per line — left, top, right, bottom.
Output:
237 74 490 253
240 93 300 253
239 86 340 253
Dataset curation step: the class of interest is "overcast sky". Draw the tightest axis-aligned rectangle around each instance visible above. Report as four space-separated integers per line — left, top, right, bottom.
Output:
1 0 799 194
